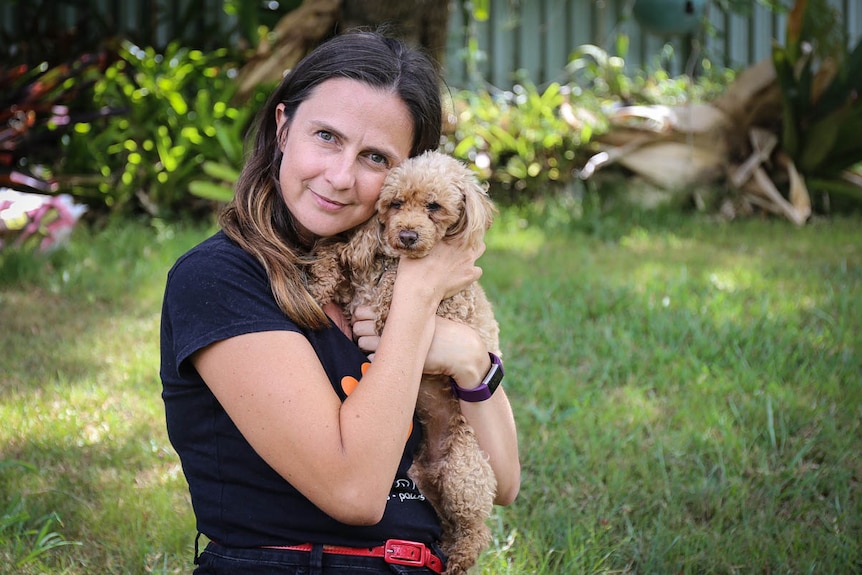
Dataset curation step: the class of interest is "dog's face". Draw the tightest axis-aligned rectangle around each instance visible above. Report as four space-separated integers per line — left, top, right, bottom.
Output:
375 151 495 259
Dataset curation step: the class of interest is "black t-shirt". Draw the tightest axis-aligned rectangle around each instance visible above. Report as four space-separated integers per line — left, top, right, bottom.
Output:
160 230 441 548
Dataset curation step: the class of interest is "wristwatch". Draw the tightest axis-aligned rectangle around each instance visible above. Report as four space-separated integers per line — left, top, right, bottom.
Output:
450 352 504 402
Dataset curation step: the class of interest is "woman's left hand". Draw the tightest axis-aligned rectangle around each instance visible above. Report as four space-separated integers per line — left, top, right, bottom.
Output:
353 306 484 381
353 306 381 358
353 305 520 505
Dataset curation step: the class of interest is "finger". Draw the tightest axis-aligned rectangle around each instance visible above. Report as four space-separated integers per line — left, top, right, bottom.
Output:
356 335 381 355
352 319 378 337
353 305 375 321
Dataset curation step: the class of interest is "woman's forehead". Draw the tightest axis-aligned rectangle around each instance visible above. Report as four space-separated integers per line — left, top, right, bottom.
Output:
296 78 414 159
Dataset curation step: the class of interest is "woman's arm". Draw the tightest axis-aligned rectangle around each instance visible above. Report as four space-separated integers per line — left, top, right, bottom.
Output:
431 319 521 506
191 237 483 525
353 310 521 506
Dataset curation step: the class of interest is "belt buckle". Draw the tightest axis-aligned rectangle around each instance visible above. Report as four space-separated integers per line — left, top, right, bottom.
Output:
384 539 427 568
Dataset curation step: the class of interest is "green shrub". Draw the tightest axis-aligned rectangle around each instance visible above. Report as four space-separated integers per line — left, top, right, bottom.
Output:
446 78 606 204
47 35 735 219
57 42 268 219
771 0 862 205
447 38 735 206
566 39 734 106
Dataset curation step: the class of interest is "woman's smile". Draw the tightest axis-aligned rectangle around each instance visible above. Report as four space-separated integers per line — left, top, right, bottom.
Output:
310 189 347 211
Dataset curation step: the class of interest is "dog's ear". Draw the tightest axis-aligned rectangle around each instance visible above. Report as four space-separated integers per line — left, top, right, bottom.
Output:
341 218 384 273
445 165 496 248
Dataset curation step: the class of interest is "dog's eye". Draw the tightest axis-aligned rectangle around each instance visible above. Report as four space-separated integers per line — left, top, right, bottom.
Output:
390 201 403 210
427 202 441 212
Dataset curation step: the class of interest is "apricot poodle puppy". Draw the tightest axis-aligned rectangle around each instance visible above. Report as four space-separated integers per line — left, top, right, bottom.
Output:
308 150 501 575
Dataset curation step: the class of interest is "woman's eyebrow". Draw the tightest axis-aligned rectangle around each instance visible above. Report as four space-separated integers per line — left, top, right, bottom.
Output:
309 119 344 139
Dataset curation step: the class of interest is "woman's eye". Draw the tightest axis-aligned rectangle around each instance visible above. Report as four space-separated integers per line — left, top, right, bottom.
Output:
369 153 389 167
317 130 334 142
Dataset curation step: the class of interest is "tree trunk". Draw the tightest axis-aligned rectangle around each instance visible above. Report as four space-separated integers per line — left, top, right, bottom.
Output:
339 0 451 67
235 0 452 101
234 0 341 101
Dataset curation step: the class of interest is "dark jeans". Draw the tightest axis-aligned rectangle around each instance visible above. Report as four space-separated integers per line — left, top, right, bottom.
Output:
194 541 443 575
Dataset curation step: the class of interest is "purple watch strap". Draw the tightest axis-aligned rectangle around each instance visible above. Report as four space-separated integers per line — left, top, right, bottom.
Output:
450 352 504 402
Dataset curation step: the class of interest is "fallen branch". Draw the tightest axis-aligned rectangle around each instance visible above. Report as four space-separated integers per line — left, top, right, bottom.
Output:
577 135 652 179
745 166 809 226
731 128 778 188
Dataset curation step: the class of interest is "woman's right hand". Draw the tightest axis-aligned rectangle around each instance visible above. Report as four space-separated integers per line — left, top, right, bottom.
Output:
395 236 485 304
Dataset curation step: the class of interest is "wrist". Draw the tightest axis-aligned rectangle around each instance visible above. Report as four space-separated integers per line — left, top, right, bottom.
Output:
395 258 449 307
451 352 504 402
392 271 443 315
447 337 490 389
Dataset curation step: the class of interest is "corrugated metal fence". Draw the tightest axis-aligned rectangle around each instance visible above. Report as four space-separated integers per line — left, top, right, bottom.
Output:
2 0 860 89
445 0 862 88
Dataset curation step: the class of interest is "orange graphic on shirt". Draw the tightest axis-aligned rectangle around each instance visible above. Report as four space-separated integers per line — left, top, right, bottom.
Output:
341 362 413 440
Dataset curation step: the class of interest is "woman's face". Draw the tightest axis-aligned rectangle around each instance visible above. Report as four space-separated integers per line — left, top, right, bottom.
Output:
275 78 415 240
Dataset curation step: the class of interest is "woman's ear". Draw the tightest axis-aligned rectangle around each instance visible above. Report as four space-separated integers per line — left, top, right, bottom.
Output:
275 103 289 149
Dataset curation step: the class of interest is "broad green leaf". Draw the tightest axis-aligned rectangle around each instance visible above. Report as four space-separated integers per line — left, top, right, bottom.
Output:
453 137 479 157
201 161 240 183
798 115 839 172
168 92 188 115
189 180 235 202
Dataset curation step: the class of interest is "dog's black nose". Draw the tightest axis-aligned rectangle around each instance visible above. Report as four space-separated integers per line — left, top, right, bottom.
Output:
398 230 419 247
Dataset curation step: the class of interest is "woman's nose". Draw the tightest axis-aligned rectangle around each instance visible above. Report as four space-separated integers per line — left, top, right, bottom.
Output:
325 154 356 191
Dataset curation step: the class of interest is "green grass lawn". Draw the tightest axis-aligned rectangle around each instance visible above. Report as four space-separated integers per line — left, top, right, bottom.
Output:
1 209 860 574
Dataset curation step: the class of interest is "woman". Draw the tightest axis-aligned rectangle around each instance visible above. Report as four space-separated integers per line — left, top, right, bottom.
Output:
160 30 520 574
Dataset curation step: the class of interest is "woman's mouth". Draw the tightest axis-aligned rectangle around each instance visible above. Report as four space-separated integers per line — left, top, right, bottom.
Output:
312 190 346 211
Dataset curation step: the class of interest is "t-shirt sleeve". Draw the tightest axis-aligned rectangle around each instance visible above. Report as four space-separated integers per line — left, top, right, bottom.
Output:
163 239 301 375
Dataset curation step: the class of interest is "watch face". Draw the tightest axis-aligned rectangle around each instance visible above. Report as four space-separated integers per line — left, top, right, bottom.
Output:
483 361 504 394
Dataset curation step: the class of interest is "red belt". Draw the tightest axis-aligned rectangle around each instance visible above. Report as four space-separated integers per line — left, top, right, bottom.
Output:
263 539 444 573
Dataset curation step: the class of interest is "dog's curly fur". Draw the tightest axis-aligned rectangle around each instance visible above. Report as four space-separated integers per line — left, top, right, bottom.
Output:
307 151 500 575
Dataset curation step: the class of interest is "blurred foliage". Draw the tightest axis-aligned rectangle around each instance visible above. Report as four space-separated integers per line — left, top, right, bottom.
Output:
445 38 734 205
2 0 858 223
0 0 118 68
223 0 303 51
0 0 290 221
0 0 295 67
446 80 603 204
567 37 734 105
0 52 116 194
772 0 862 203
56 42 268 218
17 33 734 218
